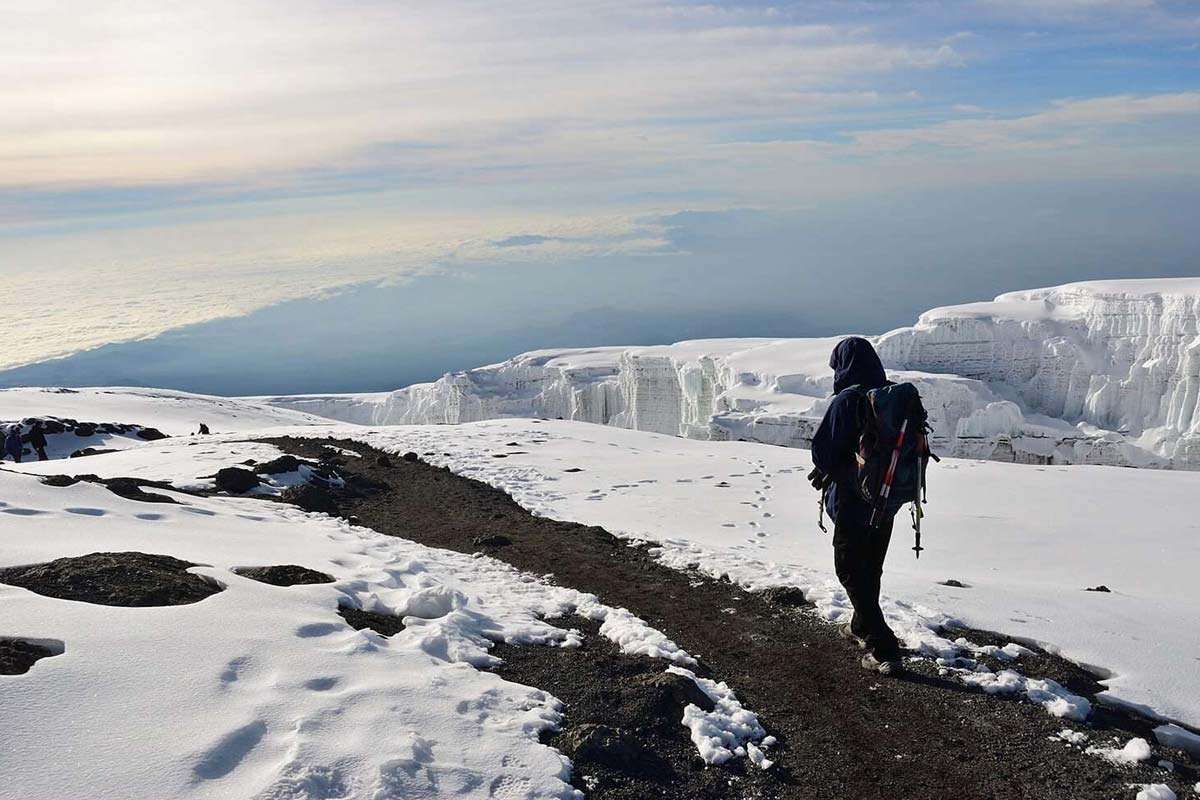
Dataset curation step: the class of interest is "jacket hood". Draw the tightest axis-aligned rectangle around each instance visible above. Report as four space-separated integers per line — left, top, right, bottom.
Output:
830 336 887 394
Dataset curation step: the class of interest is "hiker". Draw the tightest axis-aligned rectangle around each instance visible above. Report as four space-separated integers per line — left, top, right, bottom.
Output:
3 425 22 463
809 337 909 676
27 421 49 461
197 423 210 435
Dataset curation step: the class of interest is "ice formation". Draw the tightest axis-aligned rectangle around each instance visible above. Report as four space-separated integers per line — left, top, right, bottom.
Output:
265 279 1200 468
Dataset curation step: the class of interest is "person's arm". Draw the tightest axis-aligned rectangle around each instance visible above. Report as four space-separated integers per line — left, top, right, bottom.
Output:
812 392 858 482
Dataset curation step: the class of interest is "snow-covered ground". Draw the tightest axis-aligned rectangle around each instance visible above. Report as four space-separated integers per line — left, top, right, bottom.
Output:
264 278 1200 468
4 380 1199 796
1 435 767 799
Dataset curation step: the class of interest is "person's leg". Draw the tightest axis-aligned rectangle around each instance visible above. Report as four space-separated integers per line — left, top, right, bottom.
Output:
36 447 48 461
861 517 901 660
832 509 873 639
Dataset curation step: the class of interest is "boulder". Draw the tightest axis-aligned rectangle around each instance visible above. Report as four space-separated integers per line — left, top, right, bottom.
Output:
214 467 261 494
0 552 223 607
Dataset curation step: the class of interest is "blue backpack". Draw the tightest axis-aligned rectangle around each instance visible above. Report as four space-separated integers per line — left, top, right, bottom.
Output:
851 382 935 554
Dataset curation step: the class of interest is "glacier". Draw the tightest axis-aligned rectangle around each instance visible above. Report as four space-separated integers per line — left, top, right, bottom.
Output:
262 278 1200 468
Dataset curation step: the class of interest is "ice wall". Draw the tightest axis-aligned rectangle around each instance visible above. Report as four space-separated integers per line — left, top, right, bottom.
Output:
264 279 1200 469
877 279 1200 467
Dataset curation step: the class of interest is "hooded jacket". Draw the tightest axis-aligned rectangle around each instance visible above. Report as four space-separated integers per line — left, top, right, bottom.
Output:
4 427 22 458
811 337 889 520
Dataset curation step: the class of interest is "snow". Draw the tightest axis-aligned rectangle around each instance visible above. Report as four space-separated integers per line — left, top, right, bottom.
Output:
1087 737 1154 765
0 386 332 437
262 278 1200 468
1137 784 1178 800
5 379 1200 793
330 418 1200 729
1155 724 1200 759
0 433 768 798
666 665 767 767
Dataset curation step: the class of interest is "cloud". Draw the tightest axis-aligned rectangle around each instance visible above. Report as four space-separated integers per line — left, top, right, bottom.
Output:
0 0 961 191
848 92 1200 153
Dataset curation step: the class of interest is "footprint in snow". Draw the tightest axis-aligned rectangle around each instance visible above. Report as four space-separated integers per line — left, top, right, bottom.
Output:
722 523 736 528
65 507 106 516
192 720 267 780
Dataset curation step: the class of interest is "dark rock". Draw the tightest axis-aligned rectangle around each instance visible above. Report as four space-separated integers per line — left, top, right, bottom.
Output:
233 565 335 586
629 671 716 716
69 447 118 458
472 534 512 549
101 477 178 504
564 467 584 473
74 424 96 437
376 455 392 468
338 605 405 637
42 420 65 434
940 579 970 588
0 552 223 607
0 638 61 675
1086 585 1112 593
402 451 420 462
758 585 808 607
135 427 168 441
281 484 340 515
214 467 261 494
505 442 521 447
557 724 649 771
241 459 258 466
491 453 508 458
254 455 305 475
40 474 81 488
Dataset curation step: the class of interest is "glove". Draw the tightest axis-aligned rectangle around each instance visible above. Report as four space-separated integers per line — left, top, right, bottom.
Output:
807 467 831 492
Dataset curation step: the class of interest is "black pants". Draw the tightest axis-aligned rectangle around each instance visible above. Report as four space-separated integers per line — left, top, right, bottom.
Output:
833 507 901 660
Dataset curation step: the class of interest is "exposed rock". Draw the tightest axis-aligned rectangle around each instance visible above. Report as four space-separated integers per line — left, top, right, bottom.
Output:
758 585 808 607
940 579 970 588
629 670 716 716
135 427 168 441
99 477 178 504
233 565 335 586
73 424 96 437
557 724 650 771
375 454 392 468
253 455 305 475
471 534 512 549
0 552 223 607
70 447 117 458
40 474 82 488
0 639 61 675
338 605 405 637
402 451 420 462
281 484 340 515
214 467 261 494
1086 585 1113 593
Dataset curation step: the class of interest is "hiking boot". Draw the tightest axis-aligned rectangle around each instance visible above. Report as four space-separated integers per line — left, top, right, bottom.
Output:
861 652 905 677
839 623 867 650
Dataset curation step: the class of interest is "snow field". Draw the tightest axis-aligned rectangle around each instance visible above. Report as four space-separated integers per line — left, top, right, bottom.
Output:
0 439 768 799
341 418 1200 729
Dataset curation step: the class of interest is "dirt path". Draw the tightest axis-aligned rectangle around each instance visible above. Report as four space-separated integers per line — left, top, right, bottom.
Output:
266 437 1195 800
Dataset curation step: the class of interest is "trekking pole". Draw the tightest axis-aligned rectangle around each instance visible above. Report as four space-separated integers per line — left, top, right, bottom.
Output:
869 417 909 528
912 455 925 559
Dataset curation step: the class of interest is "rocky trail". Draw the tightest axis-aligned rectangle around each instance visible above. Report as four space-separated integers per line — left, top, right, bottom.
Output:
262 437 1197 800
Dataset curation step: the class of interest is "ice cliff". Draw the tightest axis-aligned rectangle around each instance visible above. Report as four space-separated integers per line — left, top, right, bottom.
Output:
265 279 1200 468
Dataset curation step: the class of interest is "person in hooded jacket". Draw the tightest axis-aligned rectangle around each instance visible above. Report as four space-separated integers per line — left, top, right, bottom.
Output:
3 425 23 463
27 421 49 461
810 337 904 676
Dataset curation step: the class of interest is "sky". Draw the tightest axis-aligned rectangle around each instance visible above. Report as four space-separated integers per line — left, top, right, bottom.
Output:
2 0 1199 393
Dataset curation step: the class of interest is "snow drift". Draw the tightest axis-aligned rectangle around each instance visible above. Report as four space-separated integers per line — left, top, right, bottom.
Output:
264 279 1200 468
